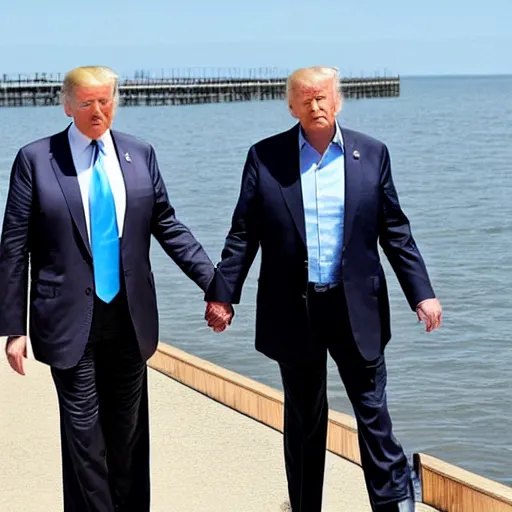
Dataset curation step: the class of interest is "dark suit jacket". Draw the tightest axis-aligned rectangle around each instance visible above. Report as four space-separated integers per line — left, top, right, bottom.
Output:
0 126 214 369
205 123 435 364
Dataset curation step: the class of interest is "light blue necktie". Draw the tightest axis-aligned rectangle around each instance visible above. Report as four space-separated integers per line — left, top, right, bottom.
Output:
89 139 120 303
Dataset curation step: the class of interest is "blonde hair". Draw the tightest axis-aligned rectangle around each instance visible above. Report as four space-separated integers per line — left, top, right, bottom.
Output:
286 66 343 104
60 65 119 105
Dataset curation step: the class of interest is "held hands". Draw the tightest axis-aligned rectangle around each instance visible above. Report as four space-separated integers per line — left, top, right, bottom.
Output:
5 336 28 375
416 298 443 332
205 302 234 332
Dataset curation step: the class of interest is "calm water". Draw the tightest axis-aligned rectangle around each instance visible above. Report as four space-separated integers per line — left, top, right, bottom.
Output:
1 76 511 486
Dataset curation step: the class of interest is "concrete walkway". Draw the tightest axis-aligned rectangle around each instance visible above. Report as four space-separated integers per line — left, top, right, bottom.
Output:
0 347 437 512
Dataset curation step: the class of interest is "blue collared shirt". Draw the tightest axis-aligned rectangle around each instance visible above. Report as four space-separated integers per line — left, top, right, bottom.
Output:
299 123 345 284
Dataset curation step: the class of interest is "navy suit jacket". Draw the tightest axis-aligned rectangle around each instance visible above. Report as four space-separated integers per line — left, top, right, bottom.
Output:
0 126 214 369
205 123 435 364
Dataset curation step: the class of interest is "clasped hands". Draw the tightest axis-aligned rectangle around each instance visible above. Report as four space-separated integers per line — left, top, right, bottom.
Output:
205 302 234 332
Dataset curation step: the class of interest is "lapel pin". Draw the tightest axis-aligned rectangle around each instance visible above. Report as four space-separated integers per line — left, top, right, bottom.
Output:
353 150 360 160
124 152 132 163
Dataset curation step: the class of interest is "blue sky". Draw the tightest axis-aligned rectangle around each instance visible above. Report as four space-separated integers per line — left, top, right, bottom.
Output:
1 0 509 77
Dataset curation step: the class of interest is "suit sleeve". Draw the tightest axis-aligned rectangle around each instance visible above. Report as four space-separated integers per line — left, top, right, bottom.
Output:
378 144 435 310
148 146 214 292
0 149 32 336
204 146 260 304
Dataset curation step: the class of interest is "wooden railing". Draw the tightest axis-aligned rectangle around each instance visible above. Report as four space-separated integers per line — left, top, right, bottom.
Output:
148 343 512 512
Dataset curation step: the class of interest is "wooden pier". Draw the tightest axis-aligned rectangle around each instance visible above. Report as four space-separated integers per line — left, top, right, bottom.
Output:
0 70 400 107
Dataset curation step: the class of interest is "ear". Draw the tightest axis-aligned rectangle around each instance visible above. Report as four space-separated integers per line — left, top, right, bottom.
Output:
64 101 73 118
288 102 299 119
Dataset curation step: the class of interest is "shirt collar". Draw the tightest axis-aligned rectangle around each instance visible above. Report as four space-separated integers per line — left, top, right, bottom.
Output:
299 121 344 152
68 123 113 156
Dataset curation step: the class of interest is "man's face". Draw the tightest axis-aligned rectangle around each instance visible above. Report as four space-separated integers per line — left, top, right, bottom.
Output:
64 83 115 139
289 78 340 134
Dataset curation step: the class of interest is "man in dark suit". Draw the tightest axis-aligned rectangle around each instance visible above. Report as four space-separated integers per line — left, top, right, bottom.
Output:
205 66 442 512
0 66 214 512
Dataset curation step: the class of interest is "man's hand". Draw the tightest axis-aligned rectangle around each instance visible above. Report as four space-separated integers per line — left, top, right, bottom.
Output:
416 298 442 332
205 302 234 333
5 336 28 375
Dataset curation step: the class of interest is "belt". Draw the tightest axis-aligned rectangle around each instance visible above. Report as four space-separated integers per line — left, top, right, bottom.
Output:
309 282 342 293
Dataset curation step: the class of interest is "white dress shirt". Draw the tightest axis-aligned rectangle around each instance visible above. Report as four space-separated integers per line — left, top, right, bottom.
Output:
68 123 127 239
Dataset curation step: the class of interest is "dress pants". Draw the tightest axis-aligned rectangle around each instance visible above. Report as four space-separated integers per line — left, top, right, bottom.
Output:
51 292 150 512
279 284 412 512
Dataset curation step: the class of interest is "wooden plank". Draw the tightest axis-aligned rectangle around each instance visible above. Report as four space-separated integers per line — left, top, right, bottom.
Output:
327 410 361 464
415 453 512 512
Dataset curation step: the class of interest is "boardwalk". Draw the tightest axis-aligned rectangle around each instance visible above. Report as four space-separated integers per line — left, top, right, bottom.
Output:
0 339 437 512
0 74 400 107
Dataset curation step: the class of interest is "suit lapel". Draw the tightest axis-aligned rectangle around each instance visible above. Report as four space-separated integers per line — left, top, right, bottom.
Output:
342 128 362 248
279 124 307 246
49 127 92 257
110 131 133 247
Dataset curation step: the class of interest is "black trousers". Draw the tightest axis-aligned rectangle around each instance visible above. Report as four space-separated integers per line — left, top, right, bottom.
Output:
51 292 150 512
279 285 412 512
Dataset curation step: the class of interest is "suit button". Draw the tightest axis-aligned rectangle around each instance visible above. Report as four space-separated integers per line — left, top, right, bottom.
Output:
302 292 307 299
304 259 308 268
86 287 92 295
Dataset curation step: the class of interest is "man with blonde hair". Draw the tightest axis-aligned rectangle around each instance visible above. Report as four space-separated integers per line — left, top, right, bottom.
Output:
0 65 215 511
206 66 442 511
